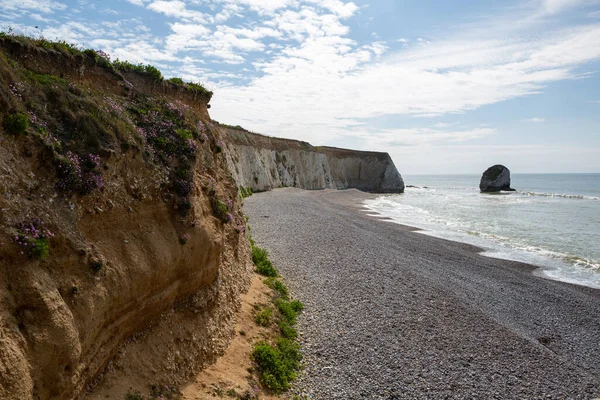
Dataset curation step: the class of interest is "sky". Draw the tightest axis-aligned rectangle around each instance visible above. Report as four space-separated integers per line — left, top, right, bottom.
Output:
1 0 600 174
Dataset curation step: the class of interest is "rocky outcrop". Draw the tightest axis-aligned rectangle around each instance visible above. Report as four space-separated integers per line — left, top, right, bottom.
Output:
221 127 405 193
480 165 515 192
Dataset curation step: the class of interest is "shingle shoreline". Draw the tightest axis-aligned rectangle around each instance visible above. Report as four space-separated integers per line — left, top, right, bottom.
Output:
244 188 600 400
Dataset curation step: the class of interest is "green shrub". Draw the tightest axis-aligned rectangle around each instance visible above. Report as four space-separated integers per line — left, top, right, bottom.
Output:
255 307 273 326
252 338 301 392
278 320 297 340
252 245 278 277
187 82 212 97
264 277 289 299
168 77 184 85
143 64 163 81
276 299 303 325
113 60 163 81
3 113 29 135
240 186 253 198
210 198 232 223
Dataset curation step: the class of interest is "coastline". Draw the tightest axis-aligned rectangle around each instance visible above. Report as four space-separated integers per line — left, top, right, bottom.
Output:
244 188 600 399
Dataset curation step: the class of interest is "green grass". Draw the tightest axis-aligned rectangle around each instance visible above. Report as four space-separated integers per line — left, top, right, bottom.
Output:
247 241 304 392
275 299 303 325
252 338 302 392
167 77 184 85
239 186 253 199
113 59 164 81
251 245 278 277
3 112 28 135
264 277 289 299
31 238 50 260
255 306 273 327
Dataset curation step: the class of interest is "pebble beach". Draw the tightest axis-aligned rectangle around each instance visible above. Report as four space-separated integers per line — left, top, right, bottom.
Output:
244 188 600 400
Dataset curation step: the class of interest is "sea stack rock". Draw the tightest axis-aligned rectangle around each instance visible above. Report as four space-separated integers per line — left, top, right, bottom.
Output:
479 165 515 192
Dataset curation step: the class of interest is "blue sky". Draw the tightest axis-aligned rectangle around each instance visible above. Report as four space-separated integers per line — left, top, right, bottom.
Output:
1 0 599 174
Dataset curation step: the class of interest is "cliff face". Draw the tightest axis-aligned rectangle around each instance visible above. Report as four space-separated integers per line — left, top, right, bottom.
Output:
222 127 405 193
0 36 251 400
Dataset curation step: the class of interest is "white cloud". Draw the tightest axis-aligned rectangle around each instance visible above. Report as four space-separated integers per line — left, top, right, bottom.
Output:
29 13 49 22
539 0 587 14
351 127 497 147
219 0 298 15
125 0 148 6
147 1 212 23
305 0 359 18
212 23 600 144
0 0 67 13
523 117 546 122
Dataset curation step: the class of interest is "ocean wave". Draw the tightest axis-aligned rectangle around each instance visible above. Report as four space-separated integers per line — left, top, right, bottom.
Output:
469 231 600 271
519 191 599 200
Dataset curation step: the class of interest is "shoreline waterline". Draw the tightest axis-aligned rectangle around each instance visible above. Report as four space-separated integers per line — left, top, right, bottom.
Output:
363 174 600 290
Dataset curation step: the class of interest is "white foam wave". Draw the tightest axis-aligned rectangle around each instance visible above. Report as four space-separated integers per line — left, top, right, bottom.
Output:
364 196 600 289
519 191 599 200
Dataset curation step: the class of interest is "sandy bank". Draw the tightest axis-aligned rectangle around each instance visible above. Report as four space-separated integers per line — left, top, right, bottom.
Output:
244 188 600 399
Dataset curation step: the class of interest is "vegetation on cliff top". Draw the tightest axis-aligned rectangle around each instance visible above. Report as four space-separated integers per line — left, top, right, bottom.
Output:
0 30 212 99
0 32 241 262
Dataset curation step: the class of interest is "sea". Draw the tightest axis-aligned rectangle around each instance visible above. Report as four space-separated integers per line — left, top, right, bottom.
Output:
364 174 600 289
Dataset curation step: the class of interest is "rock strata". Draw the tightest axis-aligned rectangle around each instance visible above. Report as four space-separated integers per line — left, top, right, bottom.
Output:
480 165 515 192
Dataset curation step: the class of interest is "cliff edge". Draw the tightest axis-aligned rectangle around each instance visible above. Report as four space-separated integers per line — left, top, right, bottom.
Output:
221 126 405 193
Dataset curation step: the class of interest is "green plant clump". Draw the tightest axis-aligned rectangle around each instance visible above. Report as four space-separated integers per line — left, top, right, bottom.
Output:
252 338 302 392
113 60 164 81
240 186 253 199
168 77 184 85
255 306 273 326
124 391 144 400
3 112 29 135
276 299 304 325
264 277 289 299
252 245 278 277
31 238 50 260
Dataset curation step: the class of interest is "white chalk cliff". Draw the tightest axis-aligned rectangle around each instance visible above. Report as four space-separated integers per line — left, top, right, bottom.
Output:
221 126 405 193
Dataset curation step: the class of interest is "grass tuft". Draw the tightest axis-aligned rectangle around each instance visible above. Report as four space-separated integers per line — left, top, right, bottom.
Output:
252 338 302 392
255 306 273 327
251 245 278 277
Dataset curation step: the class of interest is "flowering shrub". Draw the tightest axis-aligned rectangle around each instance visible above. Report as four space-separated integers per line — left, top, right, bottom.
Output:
9 82 25 101
210 197 233 223
104 96 125 114
55 152 103 194
173 179 192 197
14 219 55 260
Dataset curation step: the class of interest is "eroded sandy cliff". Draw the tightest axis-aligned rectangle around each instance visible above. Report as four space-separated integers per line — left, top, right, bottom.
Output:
0 36 251 399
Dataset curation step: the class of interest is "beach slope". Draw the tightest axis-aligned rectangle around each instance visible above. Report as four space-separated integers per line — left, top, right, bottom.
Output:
244 188 600 399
